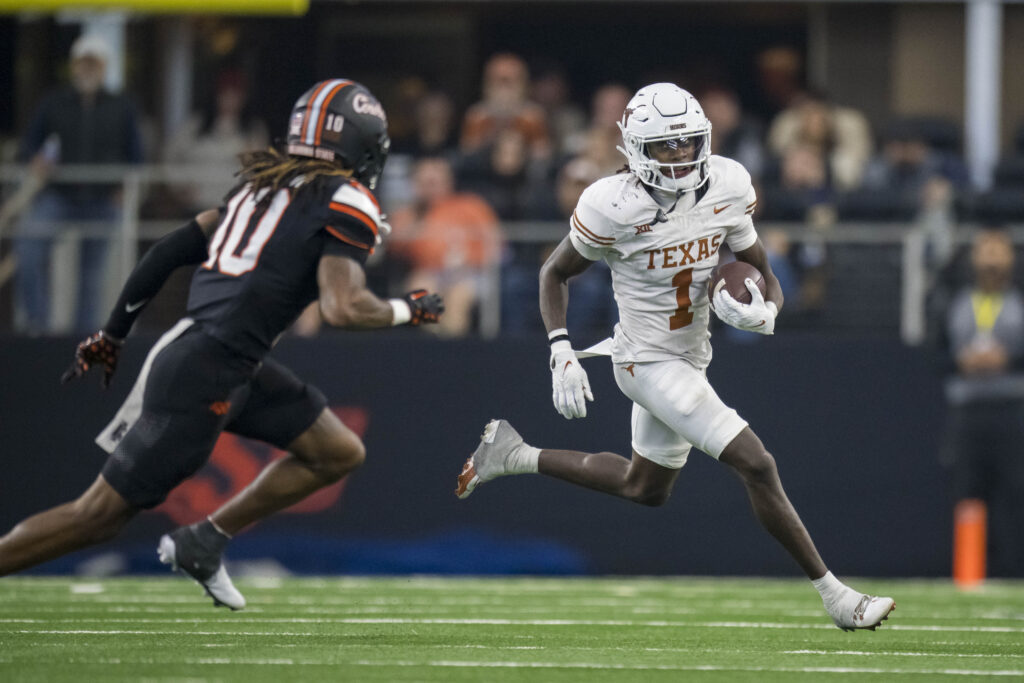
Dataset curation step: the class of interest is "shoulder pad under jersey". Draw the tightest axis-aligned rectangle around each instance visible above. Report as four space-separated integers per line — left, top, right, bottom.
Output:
327 179 384 239
575 173 660 237
706 156 755 205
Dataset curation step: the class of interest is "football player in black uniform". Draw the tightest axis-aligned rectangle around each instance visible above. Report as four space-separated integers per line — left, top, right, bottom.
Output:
0 79 443 609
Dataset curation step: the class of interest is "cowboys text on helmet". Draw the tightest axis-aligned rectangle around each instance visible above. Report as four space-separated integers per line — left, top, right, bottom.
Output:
286 79 391 189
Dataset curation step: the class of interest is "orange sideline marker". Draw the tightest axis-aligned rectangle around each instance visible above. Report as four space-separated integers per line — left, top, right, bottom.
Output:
953 498 987 587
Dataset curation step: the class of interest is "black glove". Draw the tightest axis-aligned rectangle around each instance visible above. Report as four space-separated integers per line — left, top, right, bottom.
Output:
404 289 444 326
61 331 123 389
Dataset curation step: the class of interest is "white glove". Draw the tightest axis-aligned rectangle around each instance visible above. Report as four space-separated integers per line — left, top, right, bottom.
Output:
712 278 777 335
550 340 593 419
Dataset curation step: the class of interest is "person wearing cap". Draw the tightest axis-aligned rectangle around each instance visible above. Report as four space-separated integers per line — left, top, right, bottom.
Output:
14 33 144 334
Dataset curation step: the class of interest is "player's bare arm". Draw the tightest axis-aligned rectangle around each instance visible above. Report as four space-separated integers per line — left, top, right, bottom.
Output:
539 234 594 332
316 254 443 329
733 237 783 314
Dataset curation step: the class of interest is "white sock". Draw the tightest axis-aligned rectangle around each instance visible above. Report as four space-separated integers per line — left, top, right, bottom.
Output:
508 444 541 474
812 571 846 602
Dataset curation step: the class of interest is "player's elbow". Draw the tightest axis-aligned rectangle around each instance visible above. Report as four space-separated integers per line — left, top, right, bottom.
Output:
539 258 564 286
318 293 359 328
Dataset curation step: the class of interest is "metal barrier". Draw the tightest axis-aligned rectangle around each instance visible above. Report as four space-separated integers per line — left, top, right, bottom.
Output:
1 163 1021 339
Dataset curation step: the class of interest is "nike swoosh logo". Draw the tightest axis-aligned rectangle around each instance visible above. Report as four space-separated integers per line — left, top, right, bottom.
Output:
125 299 148 313
755 320 765 327
713 204 731 214
564 361 573 371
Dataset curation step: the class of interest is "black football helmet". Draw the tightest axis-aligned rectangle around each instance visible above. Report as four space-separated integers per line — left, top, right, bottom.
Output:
286 79 390 189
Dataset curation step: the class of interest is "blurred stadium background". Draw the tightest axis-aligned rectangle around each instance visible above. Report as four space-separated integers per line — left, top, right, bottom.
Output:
0 0 1023 583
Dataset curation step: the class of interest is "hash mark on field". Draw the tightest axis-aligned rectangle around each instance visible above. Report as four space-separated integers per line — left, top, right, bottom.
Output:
69 583 105 594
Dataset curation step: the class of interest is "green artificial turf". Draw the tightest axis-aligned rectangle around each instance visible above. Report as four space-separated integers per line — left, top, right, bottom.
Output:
1 576 1022 682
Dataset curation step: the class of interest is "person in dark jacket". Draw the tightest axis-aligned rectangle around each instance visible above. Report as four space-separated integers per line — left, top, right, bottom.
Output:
15 33 144 334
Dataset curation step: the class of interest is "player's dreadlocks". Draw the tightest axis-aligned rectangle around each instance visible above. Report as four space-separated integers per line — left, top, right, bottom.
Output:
232 146 353 216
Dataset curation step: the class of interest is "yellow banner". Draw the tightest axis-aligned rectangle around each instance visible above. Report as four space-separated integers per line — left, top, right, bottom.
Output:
0 0 308 14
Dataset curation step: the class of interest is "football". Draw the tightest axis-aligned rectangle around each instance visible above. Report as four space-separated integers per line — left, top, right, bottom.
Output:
708 260 766 305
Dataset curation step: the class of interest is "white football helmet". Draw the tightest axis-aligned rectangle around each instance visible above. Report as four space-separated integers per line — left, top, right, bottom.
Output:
617 83 712 194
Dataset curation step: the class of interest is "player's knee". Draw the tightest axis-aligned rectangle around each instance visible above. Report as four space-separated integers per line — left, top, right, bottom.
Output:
70 496 132 543
738 450 777 484
635 487 672 507
315 436 365 483
624 481 673 507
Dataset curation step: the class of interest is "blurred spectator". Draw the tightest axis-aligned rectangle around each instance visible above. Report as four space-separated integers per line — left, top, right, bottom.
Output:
761 143 836 225
699 85 765 181
531 65 586 158
164 69 269 213
767 89 872 192
501 156 614 339
459 128 557 221
753 45 804 123
855 118 968 222
383 76 430 149
390 91 458 159
460 53 550 159
381 90 460 211
972 121 1024 225
759 144 833 315
14 33 143 334
564 83 632 176
934 229 1024 577
389 157 502 336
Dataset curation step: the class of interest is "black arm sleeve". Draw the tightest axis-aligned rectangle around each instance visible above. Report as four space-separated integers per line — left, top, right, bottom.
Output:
103 219 209 339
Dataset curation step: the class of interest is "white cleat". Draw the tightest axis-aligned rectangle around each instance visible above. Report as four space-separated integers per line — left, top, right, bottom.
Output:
455 419 526 499
825 589 895 631
158 533 246 611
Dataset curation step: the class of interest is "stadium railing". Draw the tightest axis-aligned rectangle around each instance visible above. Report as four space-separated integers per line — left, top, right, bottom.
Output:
1 163 1021 340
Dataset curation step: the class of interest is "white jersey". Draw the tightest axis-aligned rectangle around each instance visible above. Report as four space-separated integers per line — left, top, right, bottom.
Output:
569 155 758 367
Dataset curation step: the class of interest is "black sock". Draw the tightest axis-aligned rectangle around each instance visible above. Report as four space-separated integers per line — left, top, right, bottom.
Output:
191 520 230 555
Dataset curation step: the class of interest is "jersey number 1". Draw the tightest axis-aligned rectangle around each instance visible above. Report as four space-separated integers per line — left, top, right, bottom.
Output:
204 189 289 276
669 268 694 330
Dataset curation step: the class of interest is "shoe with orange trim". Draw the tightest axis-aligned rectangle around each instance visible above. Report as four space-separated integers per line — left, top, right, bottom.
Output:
456 419 533 499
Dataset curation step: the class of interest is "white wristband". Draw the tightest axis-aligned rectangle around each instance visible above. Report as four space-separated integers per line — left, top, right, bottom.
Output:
547 328 568 340
389 299 411 326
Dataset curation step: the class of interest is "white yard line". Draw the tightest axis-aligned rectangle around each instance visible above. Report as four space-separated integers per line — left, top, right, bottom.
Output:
358 659 1024 676
2 655 1021 676
5 618 1024 632
786 650 1024 659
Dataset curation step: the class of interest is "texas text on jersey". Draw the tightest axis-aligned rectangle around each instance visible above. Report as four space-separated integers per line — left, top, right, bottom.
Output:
187 176 386 359
569 155 758 367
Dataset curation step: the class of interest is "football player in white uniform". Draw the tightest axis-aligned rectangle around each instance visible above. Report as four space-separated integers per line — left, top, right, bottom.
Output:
456 83 894 631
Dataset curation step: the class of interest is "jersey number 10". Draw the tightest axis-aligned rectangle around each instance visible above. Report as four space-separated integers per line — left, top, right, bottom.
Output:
204 189 289 276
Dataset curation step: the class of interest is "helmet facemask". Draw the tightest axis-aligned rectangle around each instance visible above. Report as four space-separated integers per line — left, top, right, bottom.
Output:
618 124 712 194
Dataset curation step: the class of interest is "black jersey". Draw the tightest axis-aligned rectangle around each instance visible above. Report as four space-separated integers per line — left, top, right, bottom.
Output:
187 176 384 359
